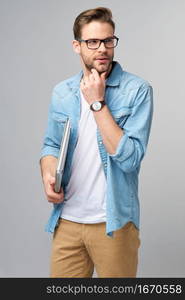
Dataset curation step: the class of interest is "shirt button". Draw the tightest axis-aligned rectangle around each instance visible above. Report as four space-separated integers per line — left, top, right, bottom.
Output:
99 141 102 144
104 163 107 167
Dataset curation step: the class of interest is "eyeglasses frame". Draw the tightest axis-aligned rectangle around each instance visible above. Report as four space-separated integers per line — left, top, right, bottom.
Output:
76 36 119 49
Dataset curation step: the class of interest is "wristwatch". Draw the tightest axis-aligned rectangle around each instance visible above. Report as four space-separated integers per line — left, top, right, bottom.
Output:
90 100 106 112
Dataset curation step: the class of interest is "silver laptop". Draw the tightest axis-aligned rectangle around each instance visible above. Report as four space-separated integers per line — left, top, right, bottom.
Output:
54 118 70 193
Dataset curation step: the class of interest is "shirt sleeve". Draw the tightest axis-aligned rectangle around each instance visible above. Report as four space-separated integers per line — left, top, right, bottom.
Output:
39 90 61 161
109 83 153 173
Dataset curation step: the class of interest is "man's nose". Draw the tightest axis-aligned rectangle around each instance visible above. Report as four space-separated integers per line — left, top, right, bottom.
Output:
98 41 107 51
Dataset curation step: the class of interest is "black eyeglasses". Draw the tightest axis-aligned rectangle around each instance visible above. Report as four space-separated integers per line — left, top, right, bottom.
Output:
76 36 119 49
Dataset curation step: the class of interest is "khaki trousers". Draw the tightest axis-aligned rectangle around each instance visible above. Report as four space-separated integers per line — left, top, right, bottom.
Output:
50 218 140 278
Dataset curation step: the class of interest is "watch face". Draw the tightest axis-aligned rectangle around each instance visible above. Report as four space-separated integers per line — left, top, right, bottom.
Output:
92 101 102 111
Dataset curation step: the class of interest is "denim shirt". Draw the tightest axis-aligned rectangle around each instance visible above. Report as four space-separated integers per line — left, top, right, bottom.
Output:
40 61 153 237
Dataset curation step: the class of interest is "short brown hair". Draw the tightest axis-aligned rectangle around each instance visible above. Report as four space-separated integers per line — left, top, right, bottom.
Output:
73 7 115 40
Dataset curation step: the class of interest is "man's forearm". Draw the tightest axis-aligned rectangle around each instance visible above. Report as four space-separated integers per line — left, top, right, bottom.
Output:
40 155 64 202
40 155 58 180
93 105 124 155
80 67 124 153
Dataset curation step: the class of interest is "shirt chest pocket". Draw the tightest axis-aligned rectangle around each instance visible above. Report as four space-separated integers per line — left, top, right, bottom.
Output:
111 108 132 128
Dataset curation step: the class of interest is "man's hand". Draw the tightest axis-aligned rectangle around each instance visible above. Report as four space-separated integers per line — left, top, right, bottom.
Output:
43 173 64 204
80 68 107 105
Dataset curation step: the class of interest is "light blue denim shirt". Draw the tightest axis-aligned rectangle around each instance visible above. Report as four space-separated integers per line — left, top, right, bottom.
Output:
40 61 153 237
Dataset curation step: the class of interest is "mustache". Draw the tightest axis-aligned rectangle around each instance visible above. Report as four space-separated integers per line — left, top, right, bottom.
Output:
95 56 109 59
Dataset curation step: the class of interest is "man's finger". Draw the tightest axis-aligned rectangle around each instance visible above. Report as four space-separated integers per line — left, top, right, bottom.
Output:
91 68 100 81
100 71 107 81
48 176 55 184
47 180 63 196
89 73 95 82
48 197 64 203
47 187 64 198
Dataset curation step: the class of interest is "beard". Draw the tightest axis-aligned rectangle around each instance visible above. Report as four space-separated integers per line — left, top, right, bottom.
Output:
81 53 114 75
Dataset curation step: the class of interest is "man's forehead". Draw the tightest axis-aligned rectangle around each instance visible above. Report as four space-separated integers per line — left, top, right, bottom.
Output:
81 21 114 38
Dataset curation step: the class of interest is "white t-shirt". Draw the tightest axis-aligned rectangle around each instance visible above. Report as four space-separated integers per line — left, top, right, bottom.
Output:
60 89 107 223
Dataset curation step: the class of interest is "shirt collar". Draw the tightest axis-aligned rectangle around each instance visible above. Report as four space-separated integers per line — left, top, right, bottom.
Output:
105 61 123 86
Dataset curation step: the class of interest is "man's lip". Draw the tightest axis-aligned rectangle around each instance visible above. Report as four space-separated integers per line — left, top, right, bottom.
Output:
96 58 109 63
96 57 109 60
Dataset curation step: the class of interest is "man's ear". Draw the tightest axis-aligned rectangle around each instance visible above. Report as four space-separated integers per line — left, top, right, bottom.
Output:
72 40 81 54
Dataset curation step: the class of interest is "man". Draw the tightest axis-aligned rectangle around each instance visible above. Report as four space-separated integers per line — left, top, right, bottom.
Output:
40 7 153 278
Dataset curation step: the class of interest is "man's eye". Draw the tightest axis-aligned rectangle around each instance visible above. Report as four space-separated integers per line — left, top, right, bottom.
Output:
88 40 98 45
105 38 113 43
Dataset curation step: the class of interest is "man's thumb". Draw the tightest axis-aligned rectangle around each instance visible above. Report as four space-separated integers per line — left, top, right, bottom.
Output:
49 176 55 185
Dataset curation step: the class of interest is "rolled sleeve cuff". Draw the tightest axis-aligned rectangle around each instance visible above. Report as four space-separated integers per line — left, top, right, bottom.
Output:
109 133 134 162
40 146 60 160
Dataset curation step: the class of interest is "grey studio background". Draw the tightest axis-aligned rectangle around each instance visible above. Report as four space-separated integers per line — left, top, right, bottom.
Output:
0 0 184 277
